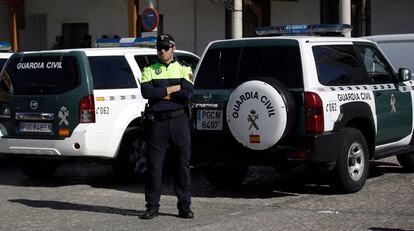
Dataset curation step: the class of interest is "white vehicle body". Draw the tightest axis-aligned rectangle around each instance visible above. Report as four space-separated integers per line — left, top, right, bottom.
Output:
0 46 199 178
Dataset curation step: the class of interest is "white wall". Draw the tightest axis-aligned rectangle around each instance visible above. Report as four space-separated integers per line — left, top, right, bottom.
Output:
371 0 414 35
139 0 225 55
271 0 320 25
158 0 195 53
23 0 129 49
194 1 226 55
10 0 414 54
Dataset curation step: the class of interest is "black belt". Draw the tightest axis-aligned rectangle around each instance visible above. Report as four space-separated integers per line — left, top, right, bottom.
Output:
152 108 185 121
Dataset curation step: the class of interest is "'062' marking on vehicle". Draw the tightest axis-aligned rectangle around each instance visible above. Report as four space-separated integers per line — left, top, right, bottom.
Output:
326 102 337 112
96 107 110 114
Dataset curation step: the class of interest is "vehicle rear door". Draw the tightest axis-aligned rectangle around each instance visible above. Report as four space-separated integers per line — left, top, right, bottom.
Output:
0 51 92 139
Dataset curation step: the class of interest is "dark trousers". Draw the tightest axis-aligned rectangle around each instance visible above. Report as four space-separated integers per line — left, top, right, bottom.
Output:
144 113 191 210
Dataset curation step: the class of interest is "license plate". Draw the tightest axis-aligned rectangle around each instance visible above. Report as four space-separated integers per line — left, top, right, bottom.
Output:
196 110 223 130
19 122 52 133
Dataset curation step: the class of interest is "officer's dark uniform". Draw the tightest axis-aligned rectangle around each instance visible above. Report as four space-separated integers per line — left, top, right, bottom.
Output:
140 34 194 219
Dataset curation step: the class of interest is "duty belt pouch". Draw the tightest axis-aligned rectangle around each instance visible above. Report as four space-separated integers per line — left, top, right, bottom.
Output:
141 104 154 128
184 100 192 120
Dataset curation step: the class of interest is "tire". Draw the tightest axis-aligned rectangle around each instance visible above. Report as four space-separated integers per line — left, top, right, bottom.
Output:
112 131 147 180
226 77 296 151
205 165 248 189
21 159 60 178
396 153 414 172
333 128 369 193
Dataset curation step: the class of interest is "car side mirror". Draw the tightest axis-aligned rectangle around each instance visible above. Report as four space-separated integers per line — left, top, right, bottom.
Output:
398 68 411 82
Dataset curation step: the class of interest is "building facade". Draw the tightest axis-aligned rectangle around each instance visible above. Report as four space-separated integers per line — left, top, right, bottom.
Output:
0 0 413 55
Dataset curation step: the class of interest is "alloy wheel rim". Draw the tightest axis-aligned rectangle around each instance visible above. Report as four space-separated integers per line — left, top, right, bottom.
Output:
347 142 365 181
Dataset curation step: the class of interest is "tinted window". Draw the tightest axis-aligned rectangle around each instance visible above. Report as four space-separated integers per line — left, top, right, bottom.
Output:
0 58 7 69
238 46 303 88
89 56 137 89
196 44 302 89
313 45 368 86
355 44 394 84
195 47 240 89
176 54 199 72
0 56 80 95
134 55 157 71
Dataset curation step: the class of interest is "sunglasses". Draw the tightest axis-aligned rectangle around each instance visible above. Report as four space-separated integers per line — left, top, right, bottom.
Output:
157 45 172 51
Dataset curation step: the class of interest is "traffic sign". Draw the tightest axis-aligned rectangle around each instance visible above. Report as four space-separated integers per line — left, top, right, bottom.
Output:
141 8 159 32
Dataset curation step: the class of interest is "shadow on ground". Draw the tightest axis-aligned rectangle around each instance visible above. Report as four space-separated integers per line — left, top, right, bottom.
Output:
0 156 409 199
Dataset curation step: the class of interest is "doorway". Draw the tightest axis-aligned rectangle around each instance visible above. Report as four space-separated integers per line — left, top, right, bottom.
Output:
62 23 89 48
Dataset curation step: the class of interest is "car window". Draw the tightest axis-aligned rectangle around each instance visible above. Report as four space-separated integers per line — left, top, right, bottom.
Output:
0 58 7 69
195 47 241 89
175 54 199 72
355 44 395 84
135 54 199 73
313 45 368 86
134 55 157 71
89 56 137 89
0 56 80 95
195 43 303 89
238 45 303 88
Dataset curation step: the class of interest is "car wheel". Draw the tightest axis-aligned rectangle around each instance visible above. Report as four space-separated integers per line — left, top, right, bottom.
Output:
333 128 369 193
205 165 248 189
226 77 296 151
396 153 414 172
112 131 146 180
21 159 60 178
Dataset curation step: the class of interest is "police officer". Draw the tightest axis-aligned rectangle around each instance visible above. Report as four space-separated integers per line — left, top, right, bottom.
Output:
140 34 194 219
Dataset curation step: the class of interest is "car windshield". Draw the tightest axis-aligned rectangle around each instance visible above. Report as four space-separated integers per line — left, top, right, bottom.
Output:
0 55 80 95
195 41 303 89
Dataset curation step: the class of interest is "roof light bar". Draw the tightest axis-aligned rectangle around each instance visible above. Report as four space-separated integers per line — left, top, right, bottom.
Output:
95 38 121 47
119 37 157 47
0 41 11 51
94 36 157 48
255 24 353 36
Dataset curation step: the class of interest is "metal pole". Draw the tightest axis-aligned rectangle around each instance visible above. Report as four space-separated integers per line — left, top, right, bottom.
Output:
341 0 351 37
9 5 19 51
232 0 242 39
128 0 137 37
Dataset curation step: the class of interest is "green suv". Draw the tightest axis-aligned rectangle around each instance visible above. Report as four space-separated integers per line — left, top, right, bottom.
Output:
191 24 414 193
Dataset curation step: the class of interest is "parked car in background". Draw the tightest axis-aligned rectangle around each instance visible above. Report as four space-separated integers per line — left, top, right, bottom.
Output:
0 37 199 179
363 33 414 79
0 42 12 70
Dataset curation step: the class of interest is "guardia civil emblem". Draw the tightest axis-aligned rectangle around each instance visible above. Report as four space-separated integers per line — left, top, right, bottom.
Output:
247 109 259 130
390 94 396 112
155 68 162 75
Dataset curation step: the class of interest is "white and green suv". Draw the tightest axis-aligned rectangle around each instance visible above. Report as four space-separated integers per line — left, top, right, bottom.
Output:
191 24 414 193
0 37 199 178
